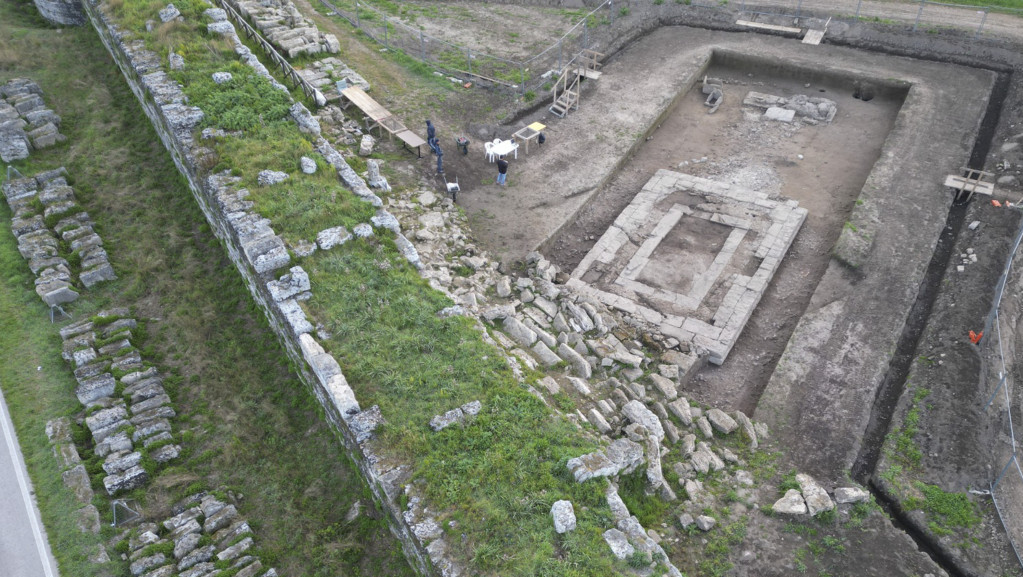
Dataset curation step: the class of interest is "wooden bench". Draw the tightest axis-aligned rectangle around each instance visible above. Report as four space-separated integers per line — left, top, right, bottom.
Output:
341 86 424 157
395 130 426 158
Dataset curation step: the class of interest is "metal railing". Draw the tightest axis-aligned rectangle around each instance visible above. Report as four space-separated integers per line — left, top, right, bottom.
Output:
978 213 1023 570
215 0 323 103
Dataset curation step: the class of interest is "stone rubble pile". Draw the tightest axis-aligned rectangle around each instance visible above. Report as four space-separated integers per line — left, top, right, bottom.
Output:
383 187 783 569
2 168 116 307
60 308 181 495
233 0 340 58
295 56 370 102
124 492 277 577
742 90 838 124
0 78 66 162
602 484 684 576
771 473 869 516
315 104 365 146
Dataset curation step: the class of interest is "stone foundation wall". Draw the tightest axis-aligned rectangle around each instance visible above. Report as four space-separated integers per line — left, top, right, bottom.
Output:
80 1 435 574
33 0 86 26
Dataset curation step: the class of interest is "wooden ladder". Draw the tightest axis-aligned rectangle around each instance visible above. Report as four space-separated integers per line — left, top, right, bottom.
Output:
549 49 604 118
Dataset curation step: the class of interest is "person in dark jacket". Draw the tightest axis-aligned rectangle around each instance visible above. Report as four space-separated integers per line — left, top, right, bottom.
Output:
496 155 509 186
426 120 439 155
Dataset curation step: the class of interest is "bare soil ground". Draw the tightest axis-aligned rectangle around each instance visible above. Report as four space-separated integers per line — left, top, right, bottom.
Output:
546 64 901 411
304 2 1023 575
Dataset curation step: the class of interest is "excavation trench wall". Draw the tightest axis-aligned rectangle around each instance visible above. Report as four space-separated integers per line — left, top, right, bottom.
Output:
81 2 435 574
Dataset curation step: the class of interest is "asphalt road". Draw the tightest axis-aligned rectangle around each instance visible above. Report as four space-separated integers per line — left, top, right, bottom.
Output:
0 385 60 577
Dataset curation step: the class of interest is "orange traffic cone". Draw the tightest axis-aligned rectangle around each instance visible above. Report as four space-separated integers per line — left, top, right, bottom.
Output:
969 330 983 344
992 200 1003 207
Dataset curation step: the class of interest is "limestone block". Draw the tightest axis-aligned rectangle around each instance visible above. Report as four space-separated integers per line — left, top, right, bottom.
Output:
158 3 181 22
371 210 400 233
648 373 677 400
299 156 316 174
0 129 31 162
707 408 738 434
551 500 576 534
796 473 834 516
621 400 664 442
290 102 320 135
130 553 166 576
668 397 693 426
257 170 288 187
557 342 591 378
773 489 807 515
603 528 634 559
177 544 215 571
174 533 201 560
62 464 94 503
216 536 252 561
834 486 870 504
359 134 375 156
316 226 351 251
104 465 149 495
28 122 63 148
102 451 142 475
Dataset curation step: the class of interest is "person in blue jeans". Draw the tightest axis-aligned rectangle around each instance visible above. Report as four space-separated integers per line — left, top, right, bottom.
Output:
426 120 440 155
496 156 509 186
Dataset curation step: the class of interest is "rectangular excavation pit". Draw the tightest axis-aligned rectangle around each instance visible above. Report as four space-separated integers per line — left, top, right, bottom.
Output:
563 45 911 365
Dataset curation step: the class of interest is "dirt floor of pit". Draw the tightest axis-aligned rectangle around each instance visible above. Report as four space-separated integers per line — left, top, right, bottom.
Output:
545 63 902 412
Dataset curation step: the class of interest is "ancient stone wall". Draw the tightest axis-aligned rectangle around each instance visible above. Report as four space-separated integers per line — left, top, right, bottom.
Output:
80 2 436 573
33 0 86 26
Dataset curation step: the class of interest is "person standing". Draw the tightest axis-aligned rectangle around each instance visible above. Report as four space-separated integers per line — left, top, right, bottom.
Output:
436 145 444 174
496 155 509 186
426 120 439 155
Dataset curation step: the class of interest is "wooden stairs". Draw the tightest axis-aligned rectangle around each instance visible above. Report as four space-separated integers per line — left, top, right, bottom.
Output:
550 49 604 118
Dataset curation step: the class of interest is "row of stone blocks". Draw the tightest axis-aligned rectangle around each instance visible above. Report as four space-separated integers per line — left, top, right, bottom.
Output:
233 0 340 58
60 308 181 495
0 78 66 162
2 168 117 307
82 2 435 573
124 492 278 577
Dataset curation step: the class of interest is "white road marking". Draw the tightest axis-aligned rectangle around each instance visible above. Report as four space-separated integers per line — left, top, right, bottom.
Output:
0 386 57 577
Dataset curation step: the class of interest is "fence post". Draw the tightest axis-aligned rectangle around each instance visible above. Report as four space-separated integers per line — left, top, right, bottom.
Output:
466 47 472 76
913 0 924 31
855 0 862 17
610 0 614 25
520 65 525 97
355 1 360 29
584 20 588 50
796 0 803 18
384 20 388 47
976 10 988 38
558 38 563 72
420 30 425 60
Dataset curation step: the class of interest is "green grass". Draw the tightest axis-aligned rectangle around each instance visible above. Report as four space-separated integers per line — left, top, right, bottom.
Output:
304 240 622 575
0 1 412 575
905 482 981 537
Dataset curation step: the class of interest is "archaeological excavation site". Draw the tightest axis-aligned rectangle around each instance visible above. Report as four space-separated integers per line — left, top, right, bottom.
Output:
5 0 1023 575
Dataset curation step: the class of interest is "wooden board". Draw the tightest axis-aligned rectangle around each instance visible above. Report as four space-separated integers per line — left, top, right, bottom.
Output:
802 29 825 45
944 175 994 196
396 130 425 148
341 86 390 121
735 19 803 34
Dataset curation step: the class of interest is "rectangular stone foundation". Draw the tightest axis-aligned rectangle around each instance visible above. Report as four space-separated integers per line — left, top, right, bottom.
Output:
569 169 806 364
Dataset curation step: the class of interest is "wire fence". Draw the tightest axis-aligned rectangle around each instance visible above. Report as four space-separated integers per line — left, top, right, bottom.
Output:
309 0 1023 102
315 0 617 97
979 214 1023 570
